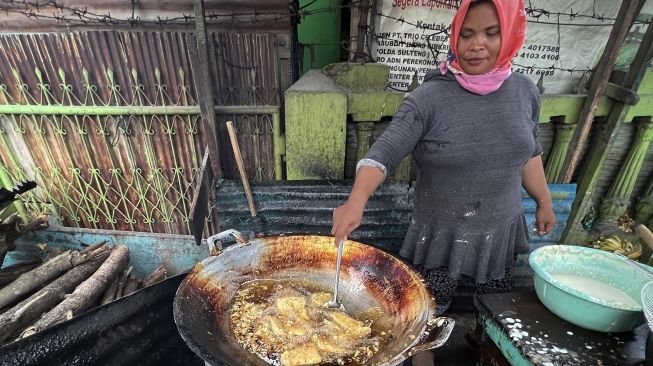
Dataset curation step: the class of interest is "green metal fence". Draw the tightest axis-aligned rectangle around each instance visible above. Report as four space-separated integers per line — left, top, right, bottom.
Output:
0 64 207 233
0 30 282 235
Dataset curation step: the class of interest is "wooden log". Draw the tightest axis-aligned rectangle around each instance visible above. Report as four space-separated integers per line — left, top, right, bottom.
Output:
0 261 41 288
47 310 73 328
21 245 129 338
71 245 111 266
99 275 120 305
0 251 75 310
123 276 141 297
141 266 166 288
557 0 645 183
114 266 132 299
0 244 111 310
0 253 109 343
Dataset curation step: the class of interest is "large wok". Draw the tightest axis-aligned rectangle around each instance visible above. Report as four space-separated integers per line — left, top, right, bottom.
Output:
173 230 454 366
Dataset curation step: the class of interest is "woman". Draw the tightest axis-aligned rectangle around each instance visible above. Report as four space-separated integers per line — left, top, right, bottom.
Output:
332 0 555 363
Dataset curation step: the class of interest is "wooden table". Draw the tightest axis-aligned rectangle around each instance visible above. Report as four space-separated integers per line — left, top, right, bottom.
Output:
476 290 650 366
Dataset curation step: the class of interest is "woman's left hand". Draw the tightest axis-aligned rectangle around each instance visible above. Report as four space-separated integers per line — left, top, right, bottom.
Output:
535 203 556 236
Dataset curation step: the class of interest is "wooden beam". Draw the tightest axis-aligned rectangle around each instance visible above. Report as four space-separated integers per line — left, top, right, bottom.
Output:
188 149 215 246
348 5 361 61
354 0 370 62
190 0 222 180
556 0 644 183
561 10 653 244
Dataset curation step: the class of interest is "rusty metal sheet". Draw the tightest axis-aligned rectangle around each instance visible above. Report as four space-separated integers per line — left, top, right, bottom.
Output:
0 0 293 32
214 180 412 252
0 28 282 234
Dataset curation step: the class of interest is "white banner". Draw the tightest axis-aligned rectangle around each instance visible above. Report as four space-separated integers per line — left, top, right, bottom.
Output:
371 0 649 94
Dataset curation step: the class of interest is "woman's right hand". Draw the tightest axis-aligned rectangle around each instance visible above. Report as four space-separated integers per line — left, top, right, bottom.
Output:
331 165 385 245
331 200 365 245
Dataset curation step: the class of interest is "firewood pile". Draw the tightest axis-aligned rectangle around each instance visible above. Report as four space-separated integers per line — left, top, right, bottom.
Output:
0 182 168 346
0 238 168 345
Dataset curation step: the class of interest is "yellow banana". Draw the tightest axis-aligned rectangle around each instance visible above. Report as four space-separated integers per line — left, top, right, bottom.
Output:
626 242 643 259
614 248 627 255
604 236 623 246
597 239 622 251
623 240 634 252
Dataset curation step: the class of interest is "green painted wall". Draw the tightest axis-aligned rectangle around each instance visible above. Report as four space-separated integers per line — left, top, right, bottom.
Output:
285 63 653 180
285 70 347 180
297 0 342 75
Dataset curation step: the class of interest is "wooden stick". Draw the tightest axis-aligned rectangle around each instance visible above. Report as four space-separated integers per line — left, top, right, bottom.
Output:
0 253 109 343
354 0 371 62
123 276 141 297
0 251 75 310
34 241 107 266
21 245 130 337
71 245 111 267
188 10 222 179
114 266 132 299
226 121 257 218
99 275 119 305
80 240 108 254
141 266 166 288
556 0 644 182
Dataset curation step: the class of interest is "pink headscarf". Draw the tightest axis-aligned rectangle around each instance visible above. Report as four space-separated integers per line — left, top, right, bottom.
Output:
440 0 527 95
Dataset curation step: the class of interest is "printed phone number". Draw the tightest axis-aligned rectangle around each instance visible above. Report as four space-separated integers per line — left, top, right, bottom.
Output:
518 52 559 60
515 67 555 76
526 44 560 53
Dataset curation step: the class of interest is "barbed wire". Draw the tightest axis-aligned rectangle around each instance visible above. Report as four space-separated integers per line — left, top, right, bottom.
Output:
0 0 642 28
0 0 307 27
0 0 644 79
368 1 647 81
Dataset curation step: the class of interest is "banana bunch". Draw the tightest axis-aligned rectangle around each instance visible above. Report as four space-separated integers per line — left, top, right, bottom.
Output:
590 234 643 259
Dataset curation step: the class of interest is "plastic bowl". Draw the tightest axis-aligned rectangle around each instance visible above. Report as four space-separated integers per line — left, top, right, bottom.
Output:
529 245 653 332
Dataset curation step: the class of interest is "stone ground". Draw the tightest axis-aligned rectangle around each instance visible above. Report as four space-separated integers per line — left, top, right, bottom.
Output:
434 309 478 366
404 295 480 366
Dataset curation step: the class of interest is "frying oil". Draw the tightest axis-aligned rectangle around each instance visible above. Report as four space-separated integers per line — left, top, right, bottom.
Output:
230 279 393 366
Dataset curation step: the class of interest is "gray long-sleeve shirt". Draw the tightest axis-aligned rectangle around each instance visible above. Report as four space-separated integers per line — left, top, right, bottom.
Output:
365 70 541 282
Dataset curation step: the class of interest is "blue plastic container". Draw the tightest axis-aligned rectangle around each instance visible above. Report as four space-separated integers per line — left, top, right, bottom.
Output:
529 245 653 332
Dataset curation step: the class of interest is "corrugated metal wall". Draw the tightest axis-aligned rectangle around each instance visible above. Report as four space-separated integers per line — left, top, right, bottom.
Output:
214 180 575 254
0 32 207 233
0 0 294 234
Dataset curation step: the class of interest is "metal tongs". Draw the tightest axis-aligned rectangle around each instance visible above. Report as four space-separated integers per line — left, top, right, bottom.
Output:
326 239 345 310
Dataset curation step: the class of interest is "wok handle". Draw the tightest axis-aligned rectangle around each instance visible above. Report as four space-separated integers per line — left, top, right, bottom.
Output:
403 317 455 358
206 229 249 256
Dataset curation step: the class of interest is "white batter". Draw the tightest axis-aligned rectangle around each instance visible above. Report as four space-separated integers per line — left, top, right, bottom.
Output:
551 273 640 308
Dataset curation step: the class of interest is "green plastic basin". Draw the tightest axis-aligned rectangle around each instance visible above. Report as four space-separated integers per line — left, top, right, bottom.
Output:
529 245 653 332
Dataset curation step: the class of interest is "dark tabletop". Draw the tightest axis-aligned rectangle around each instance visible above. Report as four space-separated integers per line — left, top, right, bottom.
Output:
477 290 649 366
